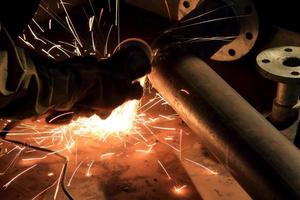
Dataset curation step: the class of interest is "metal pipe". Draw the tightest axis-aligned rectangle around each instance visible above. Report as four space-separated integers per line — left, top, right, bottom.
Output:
271 83 300 128
276 83 299 106
149 48 300 199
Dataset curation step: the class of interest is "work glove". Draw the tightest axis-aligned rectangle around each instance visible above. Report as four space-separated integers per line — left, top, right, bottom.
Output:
44 43 152 123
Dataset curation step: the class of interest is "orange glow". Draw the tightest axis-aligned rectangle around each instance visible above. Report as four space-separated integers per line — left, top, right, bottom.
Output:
48 172 54 177
173 185 187 194
57 78 146 141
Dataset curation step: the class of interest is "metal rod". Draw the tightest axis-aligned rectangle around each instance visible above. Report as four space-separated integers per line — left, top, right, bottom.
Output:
270 82 300 127
149 48 300 199
276 83 299 106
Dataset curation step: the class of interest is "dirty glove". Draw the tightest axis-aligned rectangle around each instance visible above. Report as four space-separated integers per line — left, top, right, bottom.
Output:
0 32 151 120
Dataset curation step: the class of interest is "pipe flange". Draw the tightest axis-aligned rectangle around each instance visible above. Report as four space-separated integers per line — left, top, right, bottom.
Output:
257 46 300 84
211 0 259 61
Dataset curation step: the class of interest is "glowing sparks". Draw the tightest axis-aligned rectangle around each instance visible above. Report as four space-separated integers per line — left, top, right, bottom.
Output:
48 112 75 124
32 180 58 200
180 89 190 95
89 16 95 32
59 77 145 141
48 172 54 177
157 160 171 180
0 147 25 175
86 160 95 177
185 158 218 175
164 0 172 22
67 161 83 187
2 164 38 190
173 185 187 194
179 129 183 161
54 165 65 200
100 152 115 160
135 143 156 154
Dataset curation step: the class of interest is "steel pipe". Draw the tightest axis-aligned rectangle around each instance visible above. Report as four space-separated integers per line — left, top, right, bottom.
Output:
149 48 300 199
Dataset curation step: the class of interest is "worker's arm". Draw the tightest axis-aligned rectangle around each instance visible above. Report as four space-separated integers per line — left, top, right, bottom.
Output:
0 25 151 120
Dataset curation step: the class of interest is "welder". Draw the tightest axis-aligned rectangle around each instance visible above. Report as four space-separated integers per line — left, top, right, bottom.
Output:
0 0 151 121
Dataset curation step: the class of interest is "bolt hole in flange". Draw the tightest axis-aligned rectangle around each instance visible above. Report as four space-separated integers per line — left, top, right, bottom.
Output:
284 48 293 52
183 0 190 8
291 71 300 76
283 57 300 67
262 59 270 63
246 32 253 40
228 49 236 56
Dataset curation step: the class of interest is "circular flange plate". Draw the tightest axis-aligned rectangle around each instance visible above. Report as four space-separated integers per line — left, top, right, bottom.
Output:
257 46 300 84
211 0 259 61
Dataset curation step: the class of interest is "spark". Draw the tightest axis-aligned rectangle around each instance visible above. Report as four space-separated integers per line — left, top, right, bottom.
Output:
157 160 171 179
180 4 232 24
108 0 111 12
159 114 177 121
140 99 164 113
32 179 58 200
135 130 148 142
147 125 176 131
135 143 156 154
67 161 83 187
180 89 190 95
32 19 45 33
2 164 38 190
48 172 54 177
179 129 183 160
185 158 218 175
7 146 19 155
42 49 55 59
0 147 25 175
168 15 250 33
27 25 47 44
91 31 96 52
48 112 74 124
60 0 83 47
39 4 69 32
65 16 83 47
104 24 113 56
100 152 115 160
54 165 64 200
42 38 72 57
18 36 35 49
173 185 187 194
86 160 95 177
116 0 120 48
22 156 46 162
98 8 104 27
164 0 172 22
25 149 36 153
58 40 76 48
89 16 95 32
164 136 174 141
161 141 180 152
49 19 52 30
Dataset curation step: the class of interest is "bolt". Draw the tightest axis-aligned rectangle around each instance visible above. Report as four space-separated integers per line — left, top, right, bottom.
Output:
257 46 300 130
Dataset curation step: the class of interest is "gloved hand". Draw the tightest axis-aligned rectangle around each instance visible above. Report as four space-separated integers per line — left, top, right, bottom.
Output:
73 44 151 119
45 43 152 123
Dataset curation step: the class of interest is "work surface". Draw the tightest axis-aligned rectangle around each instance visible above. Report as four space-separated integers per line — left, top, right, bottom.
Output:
0 89 249 200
